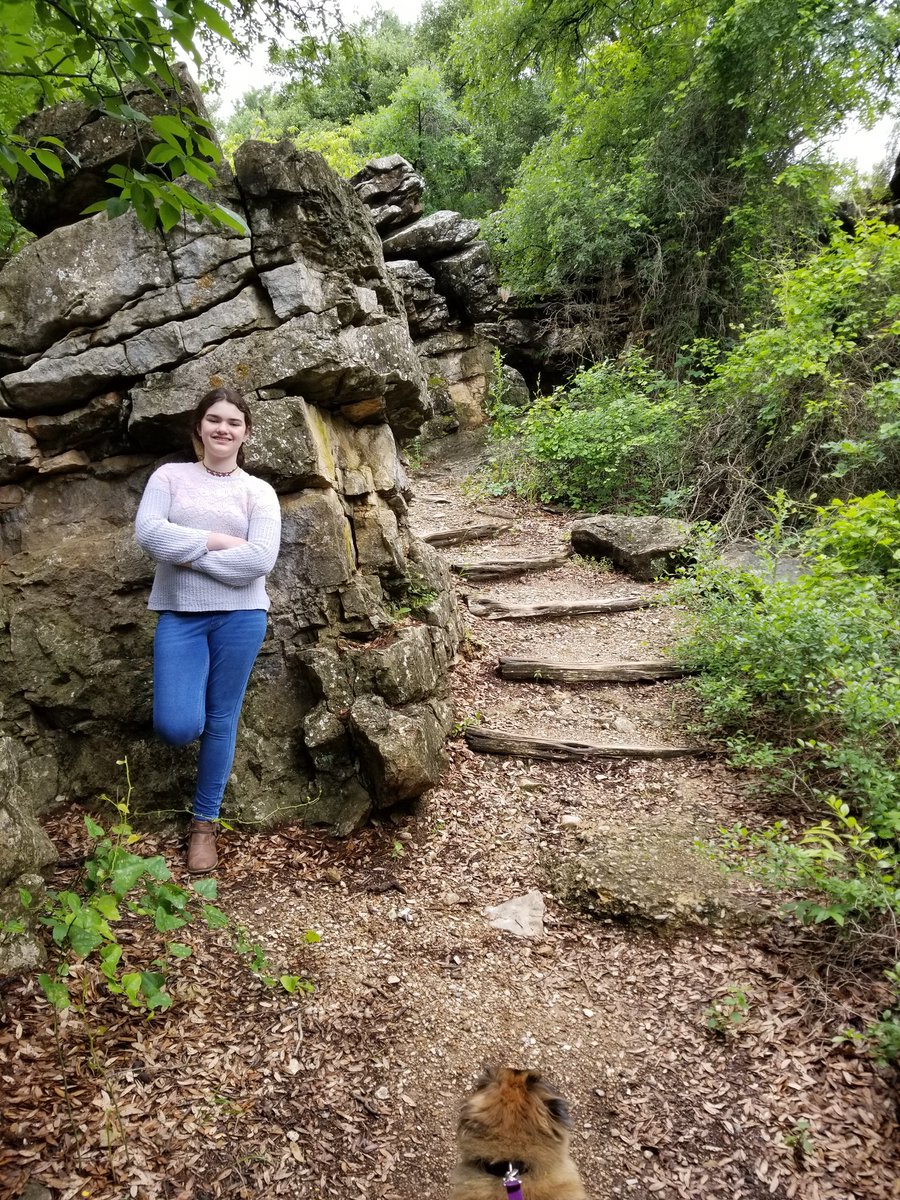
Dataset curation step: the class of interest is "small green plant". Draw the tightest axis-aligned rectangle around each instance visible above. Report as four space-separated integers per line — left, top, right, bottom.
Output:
28 759 311 1012
704 985 750 1035
451 712 482 737
834 963 900 1066
389 570 439 621
571 552 613 574
783 1118 815 1160
390 839 407 859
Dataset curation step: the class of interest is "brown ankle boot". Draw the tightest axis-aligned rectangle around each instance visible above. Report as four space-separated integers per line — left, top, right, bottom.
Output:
186 820 218 874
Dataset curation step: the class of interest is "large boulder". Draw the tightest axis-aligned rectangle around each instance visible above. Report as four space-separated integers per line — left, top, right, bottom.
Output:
7 69 210 238
430 241 500 323
382 211 480 262
545 822 745 929
350 155 425 232
570 514 693 581
386 260 450 339
0 94 464 973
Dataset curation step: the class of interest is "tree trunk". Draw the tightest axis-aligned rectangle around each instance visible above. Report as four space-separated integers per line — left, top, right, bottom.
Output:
467 595 652 620
451 549 572 580
497 657 691 682
422 521 512 547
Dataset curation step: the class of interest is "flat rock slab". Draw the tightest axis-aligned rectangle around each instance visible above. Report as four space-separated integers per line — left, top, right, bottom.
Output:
484 889 545 939
545 823 748 929
571 514 693 582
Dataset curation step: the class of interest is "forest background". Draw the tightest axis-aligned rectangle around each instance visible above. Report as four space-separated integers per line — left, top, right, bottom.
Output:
1 0 899 1063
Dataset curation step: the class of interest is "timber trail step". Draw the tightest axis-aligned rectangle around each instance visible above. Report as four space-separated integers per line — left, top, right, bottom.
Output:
410 483 703 765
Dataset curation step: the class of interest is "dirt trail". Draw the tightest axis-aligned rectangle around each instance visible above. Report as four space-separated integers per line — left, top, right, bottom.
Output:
1 433 897 1200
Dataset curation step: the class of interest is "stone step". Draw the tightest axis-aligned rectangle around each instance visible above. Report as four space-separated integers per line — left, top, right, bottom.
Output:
467 594 653 620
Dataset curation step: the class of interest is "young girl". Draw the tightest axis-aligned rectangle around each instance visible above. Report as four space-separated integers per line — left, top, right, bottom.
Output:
135 387 281 872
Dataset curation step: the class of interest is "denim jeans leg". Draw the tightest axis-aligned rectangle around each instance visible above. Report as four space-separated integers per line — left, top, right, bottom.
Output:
192 610 267 821
153 613 209 747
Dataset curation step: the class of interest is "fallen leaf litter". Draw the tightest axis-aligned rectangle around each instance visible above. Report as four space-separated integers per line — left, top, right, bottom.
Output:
1 443 897 1200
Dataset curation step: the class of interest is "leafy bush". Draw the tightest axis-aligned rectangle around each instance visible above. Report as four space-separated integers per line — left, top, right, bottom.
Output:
689 220 900 524
679 501 900 1058
8 760 312 1013
674 503 900 838
484 351 697 511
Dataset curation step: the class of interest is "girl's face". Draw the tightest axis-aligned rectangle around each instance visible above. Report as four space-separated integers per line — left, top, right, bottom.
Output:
197 400 250 462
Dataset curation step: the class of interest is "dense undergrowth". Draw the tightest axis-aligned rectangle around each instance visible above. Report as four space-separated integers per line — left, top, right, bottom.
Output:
474 219 900 1065
480 219 900 529
671 495 900 1061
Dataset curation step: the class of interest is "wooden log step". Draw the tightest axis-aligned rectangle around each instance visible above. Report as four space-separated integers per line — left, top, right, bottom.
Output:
498 656 691 683
468 595 652 620
422 521 513 548
465 727 700 761
451 549 572 580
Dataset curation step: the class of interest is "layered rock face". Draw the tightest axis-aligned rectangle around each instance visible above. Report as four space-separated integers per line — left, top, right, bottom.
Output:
0 120 463 968
350 156 502 431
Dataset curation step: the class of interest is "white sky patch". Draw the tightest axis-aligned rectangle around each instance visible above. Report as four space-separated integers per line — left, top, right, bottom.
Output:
208 0 423 120
825 112 898 175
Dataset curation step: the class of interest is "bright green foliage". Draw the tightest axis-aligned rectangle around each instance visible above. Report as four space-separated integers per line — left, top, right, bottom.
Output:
31 759 311 1012
673 503 900 839
221 1 551 215
837 963 900 1065
223 11 420 155
270 12 420 125
0 0 334 232
485 351 698 511
694 220 900 520
459 0 899 354
704 984 750 1036
353 67 481 213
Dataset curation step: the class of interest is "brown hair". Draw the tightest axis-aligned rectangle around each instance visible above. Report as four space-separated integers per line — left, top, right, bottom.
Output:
191 387 253 467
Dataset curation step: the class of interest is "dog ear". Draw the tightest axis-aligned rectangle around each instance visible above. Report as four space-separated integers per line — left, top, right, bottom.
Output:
544 1094 573 1130
473 1063 499 1090
458 1114 489 1138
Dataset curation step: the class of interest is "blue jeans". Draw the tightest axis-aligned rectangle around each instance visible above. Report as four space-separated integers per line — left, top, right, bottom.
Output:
153 610 267 820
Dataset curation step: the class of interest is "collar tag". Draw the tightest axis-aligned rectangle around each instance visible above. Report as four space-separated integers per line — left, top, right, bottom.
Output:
504 1164 524 1199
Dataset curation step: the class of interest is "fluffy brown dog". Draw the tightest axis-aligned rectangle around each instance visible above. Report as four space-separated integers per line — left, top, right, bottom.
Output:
450 1066 587 1200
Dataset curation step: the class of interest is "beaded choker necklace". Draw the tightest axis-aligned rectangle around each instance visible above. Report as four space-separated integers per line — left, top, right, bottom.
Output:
202 462 239 478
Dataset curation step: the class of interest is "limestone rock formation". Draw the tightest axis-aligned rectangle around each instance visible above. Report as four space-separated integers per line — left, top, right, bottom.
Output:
351 159 502 433
0 109 464 972
570 514 693 581
349 155 425 231
7 69 208 239
545 822 744 929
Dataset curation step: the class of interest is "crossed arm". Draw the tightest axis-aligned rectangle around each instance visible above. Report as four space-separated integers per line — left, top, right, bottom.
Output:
135 479 281 588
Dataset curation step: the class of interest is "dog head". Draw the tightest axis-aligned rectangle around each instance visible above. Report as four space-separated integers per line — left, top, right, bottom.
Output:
458 1066 572 1159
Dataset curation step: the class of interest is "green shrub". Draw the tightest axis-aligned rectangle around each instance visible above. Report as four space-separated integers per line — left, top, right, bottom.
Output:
674 500 900 839
688 220 900 524
485 351 698 511
10 760 312 1013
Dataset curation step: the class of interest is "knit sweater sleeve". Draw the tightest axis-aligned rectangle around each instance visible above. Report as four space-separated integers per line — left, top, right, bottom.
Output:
134 468 210 564
189 482 282 588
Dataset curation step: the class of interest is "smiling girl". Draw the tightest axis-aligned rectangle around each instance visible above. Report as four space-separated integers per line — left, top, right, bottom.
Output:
135 387 281 872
